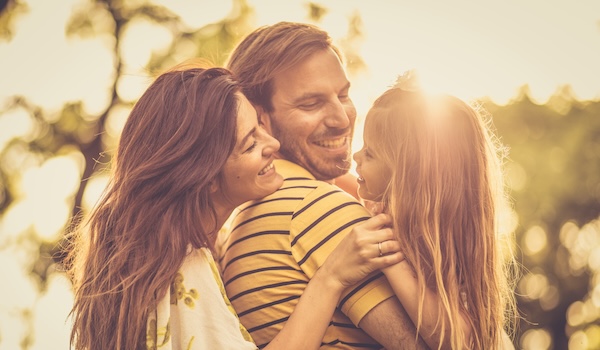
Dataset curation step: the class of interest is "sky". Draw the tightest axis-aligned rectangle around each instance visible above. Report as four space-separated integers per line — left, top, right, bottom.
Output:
1 0 600 117
247 0 600 110
0 0 599 348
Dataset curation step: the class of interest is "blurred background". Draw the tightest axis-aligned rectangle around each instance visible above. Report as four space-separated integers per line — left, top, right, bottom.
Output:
1 0 599 349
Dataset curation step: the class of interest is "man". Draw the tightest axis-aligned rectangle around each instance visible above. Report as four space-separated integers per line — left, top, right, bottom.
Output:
219 22 426 349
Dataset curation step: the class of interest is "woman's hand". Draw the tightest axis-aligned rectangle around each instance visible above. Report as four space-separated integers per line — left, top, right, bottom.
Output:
319 213 404 290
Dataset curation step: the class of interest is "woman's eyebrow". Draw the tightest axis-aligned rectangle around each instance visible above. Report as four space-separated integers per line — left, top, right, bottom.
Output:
239 127 256 147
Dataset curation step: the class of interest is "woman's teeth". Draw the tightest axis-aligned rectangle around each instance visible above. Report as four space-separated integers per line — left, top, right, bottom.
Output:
259 162 274 175
314 137 346 148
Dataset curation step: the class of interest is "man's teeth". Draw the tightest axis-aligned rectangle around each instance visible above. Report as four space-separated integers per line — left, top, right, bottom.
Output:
314 137 346 148
259 162 274 175
358 177 364 181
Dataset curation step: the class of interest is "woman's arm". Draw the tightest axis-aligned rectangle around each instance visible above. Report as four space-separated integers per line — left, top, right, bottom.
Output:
265 214 403 350
383 261 472 350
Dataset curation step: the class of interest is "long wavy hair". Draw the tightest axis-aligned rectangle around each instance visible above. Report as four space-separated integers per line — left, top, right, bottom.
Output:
368 88 517 349
67 63 240 350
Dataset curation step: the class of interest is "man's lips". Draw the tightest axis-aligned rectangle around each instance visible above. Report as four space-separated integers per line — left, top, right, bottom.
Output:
313 136 348 149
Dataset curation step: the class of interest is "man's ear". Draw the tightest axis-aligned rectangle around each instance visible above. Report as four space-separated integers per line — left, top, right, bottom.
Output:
256 105 273 135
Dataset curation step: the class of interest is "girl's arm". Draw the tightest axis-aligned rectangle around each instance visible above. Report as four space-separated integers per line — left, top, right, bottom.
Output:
265 214 403 350
383 261 472 350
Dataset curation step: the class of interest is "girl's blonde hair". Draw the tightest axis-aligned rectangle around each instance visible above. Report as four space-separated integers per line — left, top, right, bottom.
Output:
368 85 517 349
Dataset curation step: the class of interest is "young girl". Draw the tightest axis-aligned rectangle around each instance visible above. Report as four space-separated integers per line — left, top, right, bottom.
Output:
353 76 517 350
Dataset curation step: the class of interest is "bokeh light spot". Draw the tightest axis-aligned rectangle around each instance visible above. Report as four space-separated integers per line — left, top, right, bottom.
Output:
520 328 552 350
0 107 34 151
82 174 110 212
518 271 549 301
568 330 588 350
523 225 548 256
539 285 560 311
568 301 587 327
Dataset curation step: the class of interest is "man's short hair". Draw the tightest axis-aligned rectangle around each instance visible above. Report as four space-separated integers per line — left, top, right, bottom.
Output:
226 22 343 112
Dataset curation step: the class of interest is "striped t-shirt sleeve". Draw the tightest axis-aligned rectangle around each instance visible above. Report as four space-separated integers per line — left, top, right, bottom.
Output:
289 184 396 325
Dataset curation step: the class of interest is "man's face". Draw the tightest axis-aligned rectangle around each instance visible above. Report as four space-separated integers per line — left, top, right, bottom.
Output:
261 48 357 181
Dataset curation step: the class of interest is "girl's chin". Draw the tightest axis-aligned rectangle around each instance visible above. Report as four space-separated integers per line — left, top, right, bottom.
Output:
357 188 376 202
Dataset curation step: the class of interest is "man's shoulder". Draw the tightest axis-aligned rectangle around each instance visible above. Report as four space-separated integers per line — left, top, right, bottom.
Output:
237 175 364 217
238 159 362 213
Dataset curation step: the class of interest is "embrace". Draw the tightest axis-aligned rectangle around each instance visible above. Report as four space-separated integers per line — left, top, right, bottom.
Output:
68 22 517 350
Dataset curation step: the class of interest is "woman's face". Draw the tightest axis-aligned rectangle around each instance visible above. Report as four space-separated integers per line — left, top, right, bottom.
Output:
353 119 392 202
216 93 284 209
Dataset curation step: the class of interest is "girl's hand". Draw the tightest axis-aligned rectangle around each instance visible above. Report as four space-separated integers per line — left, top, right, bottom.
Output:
319 213 404 290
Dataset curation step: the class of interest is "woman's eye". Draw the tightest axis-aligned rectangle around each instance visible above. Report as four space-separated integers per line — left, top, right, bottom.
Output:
245 141 257 153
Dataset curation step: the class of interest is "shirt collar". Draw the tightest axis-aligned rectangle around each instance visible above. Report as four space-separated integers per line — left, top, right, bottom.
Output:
274 159 315 180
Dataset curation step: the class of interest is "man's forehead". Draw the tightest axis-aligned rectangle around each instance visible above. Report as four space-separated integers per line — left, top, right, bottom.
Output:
271 73 349 101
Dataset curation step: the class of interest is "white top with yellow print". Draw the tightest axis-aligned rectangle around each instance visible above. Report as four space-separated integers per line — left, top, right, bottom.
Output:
147 247 256 350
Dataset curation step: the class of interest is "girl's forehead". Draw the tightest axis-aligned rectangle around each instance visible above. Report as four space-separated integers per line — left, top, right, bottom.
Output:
364 112 384 134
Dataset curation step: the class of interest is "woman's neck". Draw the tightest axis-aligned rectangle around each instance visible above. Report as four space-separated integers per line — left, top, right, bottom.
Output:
208 200 235 246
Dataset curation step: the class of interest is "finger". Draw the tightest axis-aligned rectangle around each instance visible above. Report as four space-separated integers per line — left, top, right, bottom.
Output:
361 213 393 229
380 240 402 255
366 227 396 243
373 240 402 257
373 252 405 268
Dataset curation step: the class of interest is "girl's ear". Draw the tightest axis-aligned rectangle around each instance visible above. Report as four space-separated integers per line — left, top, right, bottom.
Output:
256 105 273 135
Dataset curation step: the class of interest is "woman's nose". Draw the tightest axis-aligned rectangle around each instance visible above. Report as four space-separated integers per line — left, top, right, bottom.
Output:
262 132 280 156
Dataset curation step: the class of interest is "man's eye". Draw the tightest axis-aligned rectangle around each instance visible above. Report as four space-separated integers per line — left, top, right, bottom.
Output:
299 101 319 109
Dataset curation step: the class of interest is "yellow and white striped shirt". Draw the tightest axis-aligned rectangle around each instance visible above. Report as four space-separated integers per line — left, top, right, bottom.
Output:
219 160 395 349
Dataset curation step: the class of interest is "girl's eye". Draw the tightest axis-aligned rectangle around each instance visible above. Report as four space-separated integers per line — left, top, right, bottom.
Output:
364 149 372 158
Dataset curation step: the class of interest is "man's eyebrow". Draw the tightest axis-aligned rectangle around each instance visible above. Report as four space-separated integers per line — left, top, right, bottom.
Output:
239 127 256 148
291 92 322 104
291 82 352 104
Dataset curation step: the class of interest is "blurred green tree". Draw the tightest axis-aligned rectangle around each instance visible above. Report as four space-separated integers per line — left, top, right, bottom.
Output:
485 90 600 349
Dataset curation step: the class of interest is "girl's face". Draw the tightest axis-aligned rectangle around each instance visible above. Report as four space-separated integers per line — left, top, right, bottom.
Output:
352 119 392 202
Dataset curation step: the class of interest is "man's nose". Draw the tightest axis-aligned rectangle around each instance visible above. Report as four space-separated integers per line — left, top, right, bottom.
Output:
324 99 351 129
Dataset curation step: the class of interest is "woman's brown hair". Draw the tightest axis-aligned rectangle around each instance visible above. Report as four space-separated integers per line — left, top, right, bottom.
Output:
67 63 240 350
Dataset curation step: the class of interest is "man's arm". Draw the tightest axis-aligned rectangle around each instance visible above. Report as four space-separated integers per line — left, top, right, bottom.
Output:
359 297 430 350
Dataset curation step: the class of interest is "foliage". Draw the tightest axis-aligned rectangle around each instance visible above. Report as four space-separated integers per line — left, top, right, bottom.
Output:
484 90 600 349
0 0 599 349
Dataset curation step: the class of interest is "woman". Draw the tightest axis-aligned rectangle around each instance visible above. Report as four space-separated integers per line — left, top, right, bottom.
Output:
353 76 517 349
67 62 402 350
